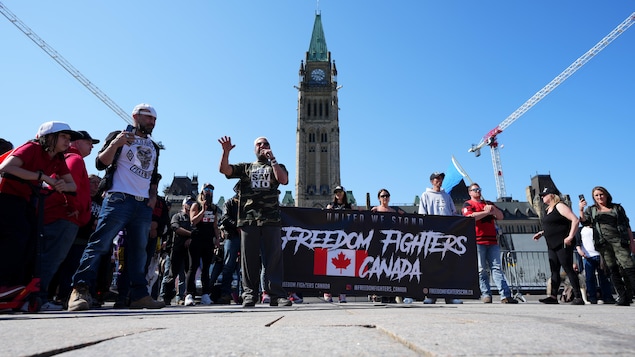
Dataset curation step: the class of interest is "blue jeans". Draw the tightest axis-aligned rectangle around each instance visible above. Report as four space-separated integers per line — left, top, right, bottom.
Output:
72 192 152 302
40 219 79 299
583 255 614 302
477 244 512 299
220 235 240 296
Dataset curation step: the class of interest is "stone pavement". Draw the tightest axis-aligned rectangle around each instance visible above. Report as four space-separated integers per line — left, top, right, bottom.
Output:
2 295 634 356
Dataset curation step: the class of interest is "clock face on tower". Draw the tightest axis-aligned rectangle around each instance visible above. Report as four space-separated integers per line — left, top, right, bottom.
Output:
310 68 326 82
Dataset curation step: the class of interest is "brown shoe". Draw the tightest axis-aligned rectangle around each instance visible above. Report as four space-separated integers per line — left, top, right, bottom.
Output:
68 284 91 311
129 296 165 309
481 296 492 303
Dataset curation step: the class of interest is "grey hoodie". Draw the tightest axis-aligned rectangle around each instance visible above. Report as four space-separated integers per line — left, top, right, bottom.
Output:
418 187 456 216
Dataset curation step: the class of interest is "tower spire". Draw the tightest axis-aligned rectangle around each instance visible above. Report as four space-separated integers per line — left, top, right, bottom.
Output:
307 12 328 61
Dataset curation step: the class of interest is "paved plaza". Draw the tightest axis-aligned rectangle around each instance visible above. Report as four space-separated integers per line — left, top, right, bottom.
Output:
2 295 635 356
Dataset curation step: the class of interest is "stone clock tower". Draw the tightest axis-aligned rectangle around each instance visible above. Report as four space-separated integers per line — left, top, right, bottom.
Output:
295 12 341 208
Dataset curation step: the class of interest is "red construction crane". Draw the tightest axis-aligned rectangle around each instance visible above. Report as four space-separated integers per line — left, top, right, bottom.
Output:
469 12 635 200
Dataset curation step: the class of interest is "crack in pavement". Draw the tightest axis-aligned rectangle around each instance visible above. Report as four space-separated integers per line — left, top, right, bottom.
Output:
24 327 166 357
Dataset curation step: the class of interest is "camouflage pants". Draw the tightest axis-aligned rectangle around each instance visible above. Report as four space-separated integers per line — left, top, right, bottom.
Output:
599 237 634 270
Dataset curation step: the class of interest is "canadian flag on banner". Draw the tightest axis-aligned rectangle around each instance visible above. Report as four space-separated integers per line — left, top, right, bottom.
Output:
313 248 368 277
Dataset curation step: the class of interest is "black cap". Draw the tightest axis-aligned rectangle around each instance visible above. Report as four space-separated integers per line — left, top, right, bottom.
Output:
430 172 445 180
77 130 100 144
539 187 560 197
334 185 345 192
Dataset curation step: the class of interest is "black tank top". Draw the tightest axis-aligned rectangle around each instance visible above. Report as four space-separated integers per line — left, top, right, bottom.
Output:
541 203 570 249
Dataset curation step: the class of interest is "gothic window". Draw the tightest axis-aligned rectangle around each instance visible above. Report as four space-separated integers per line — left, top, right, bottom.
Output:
308 133 315 143
321 133 328 143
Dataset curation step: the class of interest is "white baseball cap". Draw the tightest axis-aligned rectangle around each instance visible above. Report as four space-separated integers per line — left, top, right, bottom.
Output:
36 121 82 140
131 103 157 118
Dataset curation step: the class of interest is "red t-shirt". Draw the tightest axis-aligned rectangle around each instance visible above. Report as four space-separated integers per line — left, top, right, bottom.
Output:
43 146 90 226
462 199 499 245
0 141 70 202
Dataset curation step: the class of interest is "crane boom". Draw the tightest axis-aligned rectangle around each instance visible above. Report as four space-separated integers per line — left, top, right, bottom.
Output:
0 2 132 125
469 12 635 200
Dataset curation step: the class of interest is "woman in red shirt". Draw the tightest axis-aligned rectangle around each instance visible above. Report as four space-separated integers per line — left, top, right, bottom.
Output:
0 121 79 295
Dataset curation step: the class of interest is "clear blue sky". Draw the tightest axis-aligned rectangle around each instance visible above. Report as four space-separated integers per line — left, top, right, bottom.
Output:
2 1 634 217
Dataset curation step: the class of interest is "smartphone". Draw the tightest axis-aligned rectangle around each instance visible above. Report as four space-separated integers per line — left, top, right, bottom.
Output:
125 124 135 132
578 194 585 201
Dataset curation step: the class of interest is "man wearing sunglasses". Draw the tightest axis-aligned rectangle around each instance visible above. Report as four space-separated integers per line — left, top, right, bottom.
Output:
462 183 517 304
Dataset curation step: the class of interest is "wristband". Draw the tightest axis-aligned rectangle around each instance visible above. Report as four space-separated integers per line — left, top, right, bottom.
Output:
37 170 43 182
270 159 278 166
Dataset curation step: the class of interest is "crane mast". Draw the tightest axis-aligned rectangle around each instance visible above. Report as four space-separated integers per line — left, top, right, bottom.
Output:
469 12 635 200
0 2 132 125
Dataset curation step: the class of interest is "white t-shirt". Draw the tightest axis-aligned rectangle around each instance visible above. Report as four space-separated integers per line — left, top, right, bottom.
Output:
109 135 157 198
580 226 600 257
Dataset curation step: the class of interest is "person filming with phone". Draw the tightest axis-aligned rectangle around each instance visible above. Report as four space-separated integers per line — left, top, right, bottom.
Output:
579 186 635 306
68 103 165 311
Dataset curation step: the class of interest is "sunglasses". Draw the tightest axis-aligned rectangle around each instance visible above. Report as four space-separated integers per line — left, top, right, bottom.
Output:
380 194 390 198
204 187 214 192
470 188 482 192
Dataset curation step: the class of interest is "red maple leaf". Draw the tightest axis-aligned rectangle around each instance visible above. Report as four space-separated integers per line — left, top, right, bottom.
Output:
331 252 351 272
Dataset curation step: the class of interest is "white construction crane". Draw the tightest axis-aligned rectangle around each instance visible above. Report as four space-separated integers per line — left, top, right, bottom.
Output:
469 12 635 200
0 2 132 125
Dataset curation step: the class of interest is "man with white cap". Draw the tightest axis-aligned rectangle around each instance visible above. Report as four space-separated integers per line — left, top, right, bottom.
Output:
418 171 463 304
68 103 164 311
218 135 291 307
0 121 79 298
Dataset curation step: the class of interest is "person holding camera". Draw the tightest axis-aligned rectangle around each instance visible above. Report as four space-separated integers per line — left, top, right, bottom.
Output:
184 183 220 306
67 103 164 311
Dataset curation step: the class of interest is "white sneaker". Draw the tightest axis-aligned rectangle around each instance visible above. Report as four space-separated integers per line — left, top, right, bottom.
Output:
184 294 195 306
200 294 213 305
324 293 333 302
40 301 64 311
339 294 347 303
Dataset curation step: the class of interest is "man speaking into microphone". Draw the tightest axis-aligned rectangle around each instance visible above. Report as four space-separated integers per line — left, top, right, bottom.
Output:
218 136 291 307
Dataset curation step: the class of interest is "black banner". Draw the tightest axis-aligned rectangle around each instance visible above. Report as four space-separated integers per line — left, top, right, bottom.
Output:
280 207 479 300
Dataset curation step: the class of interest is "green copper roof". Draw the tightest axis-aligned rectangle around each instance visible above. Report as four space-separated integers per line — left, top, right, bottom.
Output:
307 13 328 62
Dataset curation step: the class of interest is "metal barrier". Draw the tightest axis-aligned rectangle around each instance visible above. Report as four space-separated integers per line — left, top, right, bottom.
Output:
500 250 549 291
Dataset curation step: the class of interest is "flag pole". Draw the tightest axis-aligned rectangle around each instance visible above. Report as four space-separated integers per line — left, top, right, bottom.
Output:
452 155 473 185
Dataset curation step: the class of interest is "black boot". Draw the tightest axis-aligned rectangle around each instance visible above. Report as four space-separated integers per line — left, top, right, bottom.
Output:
611 267 630 306
621 267 635 305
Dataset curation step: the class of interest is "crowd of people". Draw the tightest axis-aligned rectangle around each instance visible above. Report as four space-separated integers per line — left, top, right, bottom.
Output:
1 106 634 312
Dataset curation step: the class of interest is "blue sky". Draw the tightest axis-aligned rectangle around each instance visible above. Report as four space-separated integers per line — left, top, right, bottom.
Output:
2 1 634 218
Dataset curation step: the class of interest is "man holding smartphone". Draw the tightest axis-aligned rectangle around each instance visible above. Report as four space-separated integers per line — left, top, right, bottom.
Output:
68 103 164 311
